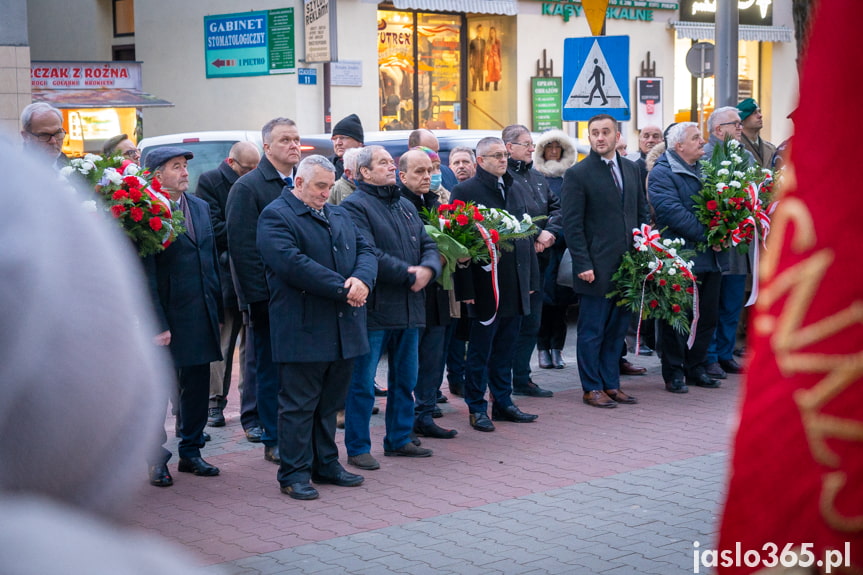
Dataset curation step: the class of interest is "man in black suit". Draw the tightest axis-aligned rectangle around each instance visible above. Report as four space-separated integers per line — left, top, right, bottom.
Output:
561 114 650 409
258 155 377 500
195 142 261 436
144 147 224 486
226 118 302 465
452 137 540 432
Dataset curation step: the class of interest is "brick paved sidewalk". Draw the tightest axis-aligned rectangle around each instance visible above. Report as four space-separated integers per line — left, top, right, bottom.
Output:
126 348 739 575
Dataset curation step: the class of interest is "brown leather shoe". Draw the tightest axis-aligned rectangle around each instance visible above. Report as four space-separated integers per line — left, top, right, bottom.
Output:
583 390 617 408
605 389 638 404
620 360 647 376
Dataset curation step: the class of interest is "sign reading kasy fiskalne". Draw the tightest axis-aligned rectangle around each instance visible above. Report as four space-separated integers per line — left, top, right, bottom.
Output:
31 62 142 90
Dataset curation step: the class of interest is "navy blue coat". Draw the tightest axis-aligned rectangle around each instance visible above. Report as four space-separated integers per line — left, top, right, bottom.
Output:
145 193 223 368
647 150 727 274
451 165 540 321
561 150 650 297
341 181 441 331
195 160 239 307
258 190 377 363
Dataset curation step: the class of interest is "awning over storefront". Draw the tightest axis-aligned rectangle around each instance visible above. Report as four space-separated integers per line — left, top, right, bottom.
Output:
669 21 794 43
32 88 173 109
392 0 517 15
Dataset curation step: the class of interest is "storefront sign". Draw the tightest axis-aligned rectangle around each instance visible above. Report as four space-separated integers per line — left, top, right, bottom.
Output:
679 0 773 26
204 8 295 78
531 77 563 131
31 62 142 90
304 0 337 63
531 0 678 23
563 35 630 121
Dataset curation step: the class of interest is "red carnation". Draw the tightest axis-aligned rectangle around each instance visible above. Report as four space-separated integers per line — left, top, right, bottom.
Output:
649 299 659 309
659 279 667 286
123 176 140 187
473 209 484 221
130 207 144 222
112 189 129 200
456 214 469 226
110 204 126 218
672 304 681 313
453 199 466 208
129 188 142 203
490 229 500 244
646 274 654 281
150 203 162 215
706 200 718 210
686 286 694 294
150 179 162 192
444 220 451 228
672 284 681 291
438 204 452 212
149 217 163 231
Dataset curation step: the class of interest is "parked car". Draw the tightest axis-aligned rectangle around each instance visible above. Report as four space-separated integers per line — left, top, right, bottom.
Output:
138 130 262 192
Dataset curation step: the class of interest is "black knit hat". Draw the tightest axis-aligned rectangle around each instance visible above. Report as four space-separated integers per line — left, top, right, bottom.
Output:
332 114 364 144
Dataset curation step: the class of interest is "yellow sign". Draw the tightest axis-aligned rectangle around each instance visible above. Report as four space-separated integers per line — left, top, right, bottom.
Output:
582 0 609 35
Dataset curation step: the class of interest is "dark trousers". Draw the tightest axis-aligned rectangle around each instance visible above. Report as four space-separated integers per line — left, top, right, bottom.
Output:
240 315 259 430
537 303 568 351
209 303 243 407
512 290 542 388
445 317 469 384
250 303 279 447
706 274 746 363
660 270 723 381
576 294 630 392
152 363 209 465
414 325 448 423
276 359 353 486
464 315 522 414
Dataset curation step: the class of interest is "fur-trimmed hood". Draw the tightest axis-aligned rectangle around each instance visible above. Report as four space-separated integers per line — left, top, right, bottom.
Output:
532 129 577 178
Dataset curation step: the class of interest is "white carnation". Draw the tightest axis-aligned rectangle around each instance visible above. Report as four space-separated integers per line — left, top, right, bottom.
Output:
720 160 731 167
729 181 741 188
83 153 102 163
662 239 672 247
733 171 745 178
647 261 657 270
123 163 140 176
717 168 730 176
105 169 124 185
668 248 677 257
667 267 677 276
638 244 648 252
716 183 726 191
731 154 742 163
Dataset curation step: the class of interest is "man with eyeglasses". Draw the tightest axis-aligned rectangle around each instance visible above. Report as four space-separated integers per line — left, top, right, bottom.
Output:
20 103 68 170
503 124 561 399
196 142 261 434
102 134 141 164
226 118 302 465
451 137 540 432
701 106 754 382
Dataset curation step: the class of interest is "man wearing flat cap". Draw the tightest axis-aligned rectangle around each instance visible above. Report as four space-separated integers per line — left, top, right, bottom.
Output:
143 146 224 487
737 98 777 168
331 114 364 179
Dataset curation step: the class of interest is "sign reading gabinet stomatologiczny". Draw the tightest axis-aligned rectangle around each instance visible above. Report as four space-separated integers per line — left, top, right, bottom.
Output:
562 36 630 122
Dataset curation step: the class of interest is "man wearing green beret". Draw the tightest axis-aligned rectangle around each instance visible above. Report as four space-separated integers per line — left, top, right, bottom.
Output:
737 98 777 168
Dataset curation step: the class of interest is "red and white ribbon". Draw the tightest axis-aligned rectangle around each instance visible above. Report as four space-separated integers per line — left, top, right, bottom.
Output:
475 222 500 326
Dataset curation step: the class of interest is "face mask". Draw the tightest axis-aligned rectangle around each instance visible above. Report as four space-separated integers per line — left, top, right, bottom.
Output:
430 173 442 191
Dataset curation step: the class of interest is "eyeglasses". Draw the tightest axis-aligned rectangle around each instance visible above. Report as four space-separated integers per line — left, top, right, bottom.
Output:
122 148 141 158
719 121 743 128
28 129 66 142
481 152 511 160
510 141 535 149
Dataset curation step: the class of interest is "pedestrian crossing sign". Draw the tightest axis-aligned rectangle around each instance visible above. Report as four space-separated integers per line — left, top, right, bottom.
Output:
562 36 630 122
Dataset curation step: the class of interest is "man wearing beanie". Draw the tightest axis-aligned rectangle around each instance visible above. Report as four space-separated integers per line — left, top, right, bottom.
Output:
331 114 364 179
737 98 776 168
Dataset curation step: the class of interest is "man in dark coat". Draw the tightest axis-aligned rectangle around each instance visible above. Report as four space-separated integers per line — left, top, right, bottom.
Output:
330 114 364 180
144 147 224 486
561 114 650 409
452 137 540 432
195 141 261 434
341 145 441 471
503 124 561 397
226 118 302 464
398 148 458 440
258 155 377 500
20 102 70 171
649 122 727 393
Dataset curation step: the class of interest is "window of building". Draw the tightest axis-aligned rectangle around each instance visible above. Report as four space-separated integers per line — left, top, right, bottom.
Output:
113 0 134 37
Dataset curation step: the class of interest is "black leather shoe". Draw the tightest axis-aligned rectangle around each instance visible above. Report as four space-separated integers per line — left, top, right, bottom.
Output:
719 358 745 374
177 457 220 476
312 469 364 487
665 379 689 394
202 431 211 442
538 349 553 369
410 432 422 446
512 380 553 397
244 426 263 443
550 349 566 369
264 445 280 464
469 412 495 432
281 482 319 500
686 373 722 388
431 406 443 418
207 407 226 427
705 362 728 379
374 383 387 396
491 404 538 423
384 442 433 457
637 344 654 356
414 420 458 439
436 390 448 403
149 463 173 487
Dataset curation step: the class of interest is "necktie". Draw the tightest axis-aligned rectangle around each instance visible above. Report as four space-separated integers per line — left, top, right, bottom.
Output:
180 194 196 242
283 176 294 189
497 181 506 200
607 161 622 194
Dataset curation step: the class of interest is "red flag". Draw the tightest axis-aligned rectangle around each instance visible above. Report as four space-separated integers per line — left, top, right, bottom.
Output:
717 1 863 573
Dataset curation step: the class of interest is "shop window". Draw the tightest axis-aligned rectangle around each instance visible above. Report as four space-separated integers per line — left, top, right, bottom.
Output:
464 16 516 130
114 0 134 37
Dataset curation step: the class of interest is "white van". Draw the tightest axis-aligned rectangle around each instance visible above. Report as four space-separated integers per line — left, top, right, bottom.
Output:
139 130 262 192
